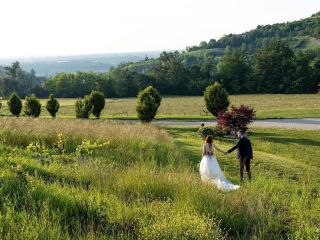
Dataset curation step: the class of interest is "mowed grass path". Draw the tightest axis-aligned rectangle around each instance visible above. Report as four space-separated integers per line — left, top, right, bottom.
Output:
1 94 319 119
166 126 320 239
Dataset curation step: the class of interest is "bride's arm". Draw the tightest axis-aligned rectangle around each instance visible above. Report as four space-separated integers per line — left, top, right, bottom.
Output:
212 143 225 154
202 144 206 157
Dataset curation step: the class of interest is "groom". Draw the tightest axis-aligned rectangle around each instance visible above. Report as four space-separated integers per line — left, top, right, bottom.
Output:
226 129 253 182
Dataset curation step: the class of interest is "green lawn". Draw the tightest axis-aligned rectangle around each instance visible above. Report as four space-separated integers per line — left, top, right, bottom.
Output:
0 117 318 239
1 94 319 120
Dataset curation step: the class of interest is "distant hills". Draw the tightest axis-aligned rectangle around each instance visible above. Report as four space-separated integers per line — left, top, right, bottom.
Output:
0 51 162 76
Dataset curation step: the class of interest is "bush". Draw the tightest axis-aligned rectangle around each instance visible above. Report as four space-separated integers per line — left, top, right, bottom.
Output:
75 95 92 119
198 126 226 139
89 91 105 119
136 86 161 122
204 82 230 117
24 94 42 117
46 94 60 118
145 86 162 106
7 93 22 117
217 105 255 133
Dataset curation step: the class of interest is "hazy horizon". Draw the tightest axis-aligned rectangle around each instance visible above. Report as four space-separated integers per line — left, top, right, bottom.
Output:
1 0 319 59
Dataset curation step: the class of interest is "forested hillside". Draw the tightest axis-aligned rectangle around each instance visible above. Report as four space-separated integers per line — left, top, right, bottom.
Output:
187 11 320 53
0 13 319 98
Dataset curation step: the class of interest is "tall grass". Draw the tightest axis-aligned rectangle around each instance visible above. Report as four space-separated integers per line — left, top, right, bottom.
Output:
0 117 318 239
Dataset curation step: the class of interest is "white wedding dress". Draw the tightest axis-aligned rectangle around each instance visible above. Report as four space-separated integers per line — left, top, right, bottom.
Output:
200 143 240 191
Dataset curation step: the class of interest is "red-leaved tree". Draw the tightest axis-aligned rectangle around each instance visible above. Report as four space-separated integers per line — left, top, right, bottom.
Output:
217 105 256 133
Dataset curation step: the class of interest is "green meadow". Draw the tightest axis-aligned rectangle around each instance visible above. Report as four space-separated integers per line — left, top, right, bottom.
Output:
1 94 319 120
0 117 318 239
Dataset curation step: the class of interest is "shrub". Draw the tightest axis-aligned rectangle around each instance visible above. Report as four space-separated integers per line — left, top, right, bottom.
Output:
75 95 92 119
217 105 255 133
145 86 162 106
198 126 226 139
136 86 161 122
7 93 22 117
46 94 60 118
89 91 105 119
24 94 42 117
204 82 230 117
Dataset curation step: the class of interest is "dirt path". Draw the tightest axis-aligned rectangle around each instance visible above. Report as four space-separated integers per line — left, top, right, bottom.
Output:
152 118 320 130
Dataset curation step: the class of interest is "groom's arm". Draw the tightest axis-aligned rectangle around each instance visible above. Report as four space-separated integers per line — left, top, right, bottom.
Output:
227 140 240 154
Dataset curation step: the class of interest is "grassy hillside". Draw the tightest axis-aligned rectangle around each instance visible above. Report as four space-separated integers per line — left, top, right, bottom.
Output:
1 95 319 120
0 118 318 239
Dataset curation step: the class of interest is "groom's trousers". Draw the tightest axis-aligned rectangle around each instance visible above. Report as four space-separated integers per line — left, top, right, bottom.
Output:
240 157 251 182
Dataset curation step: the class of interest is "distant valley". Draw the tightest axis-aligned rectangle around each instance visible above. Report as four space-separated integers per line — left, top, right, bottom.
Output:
0 51 162 76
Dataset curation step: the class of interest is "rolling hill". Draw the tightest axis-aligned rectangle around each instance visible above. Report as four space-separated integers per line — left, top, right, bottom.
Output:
185 12 320 58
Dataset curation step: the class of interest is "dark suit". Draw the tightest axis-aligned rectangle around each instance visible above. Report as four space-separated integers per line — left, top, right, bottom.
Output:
227 136 253 182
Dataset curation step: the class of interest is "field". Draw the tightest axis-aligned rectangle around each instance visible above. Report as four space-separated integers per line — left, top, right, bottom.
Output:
0 117 318 239
1 94 319 120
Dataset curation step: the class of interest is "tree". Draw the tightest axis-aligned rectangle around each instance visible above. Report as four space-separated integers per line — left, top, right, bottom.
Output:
217 105 256 133
217 48 252 94
7 93 22 117
90 91 105 119
46 94 60 118
24 94 41 117
136 86 161 122
75 95 92 119
0 62 41 98
144 86 161 106
152 51 190 95
253 40 295 93
204 82 230 117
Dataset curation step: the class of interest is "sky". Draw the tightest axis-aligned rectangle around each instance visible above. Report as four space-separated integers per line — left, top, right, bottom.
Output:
0 0 319 58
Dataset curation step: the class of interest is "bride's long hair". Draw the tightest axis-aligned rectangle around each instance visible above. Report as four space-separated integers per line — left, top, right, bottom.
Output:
205 135 213 144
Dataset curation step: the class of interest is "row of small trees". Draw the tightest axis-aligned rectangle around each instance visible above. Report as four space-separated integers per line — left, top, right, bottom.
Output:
5 91 106 119
7 93 58 118
3 82 253 128
3 87 158 121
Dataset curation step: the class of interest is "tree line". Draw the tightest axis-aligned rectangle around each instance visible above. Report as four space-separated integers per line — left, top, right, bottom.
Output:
0 41 319 98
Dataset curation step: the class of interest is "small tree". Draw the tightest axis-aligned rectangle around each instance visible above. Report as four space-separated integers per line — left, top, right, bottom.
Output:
46 94 60 118
7 93 22 117
204 82 230 117
24 94 41 117
89 91 105 119
144 86 161 106
136 86 161 122
75 95 92 119
217 105 255 133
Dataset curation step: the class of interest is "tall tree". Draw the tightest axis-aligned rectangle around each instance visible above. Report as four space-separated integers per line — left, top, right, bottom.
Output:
217 48 252 94
253 40 295 93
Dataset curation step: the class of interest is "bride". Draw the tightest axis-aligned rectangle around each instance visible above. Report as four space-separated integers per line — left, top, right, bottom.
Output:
200 135 240 191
